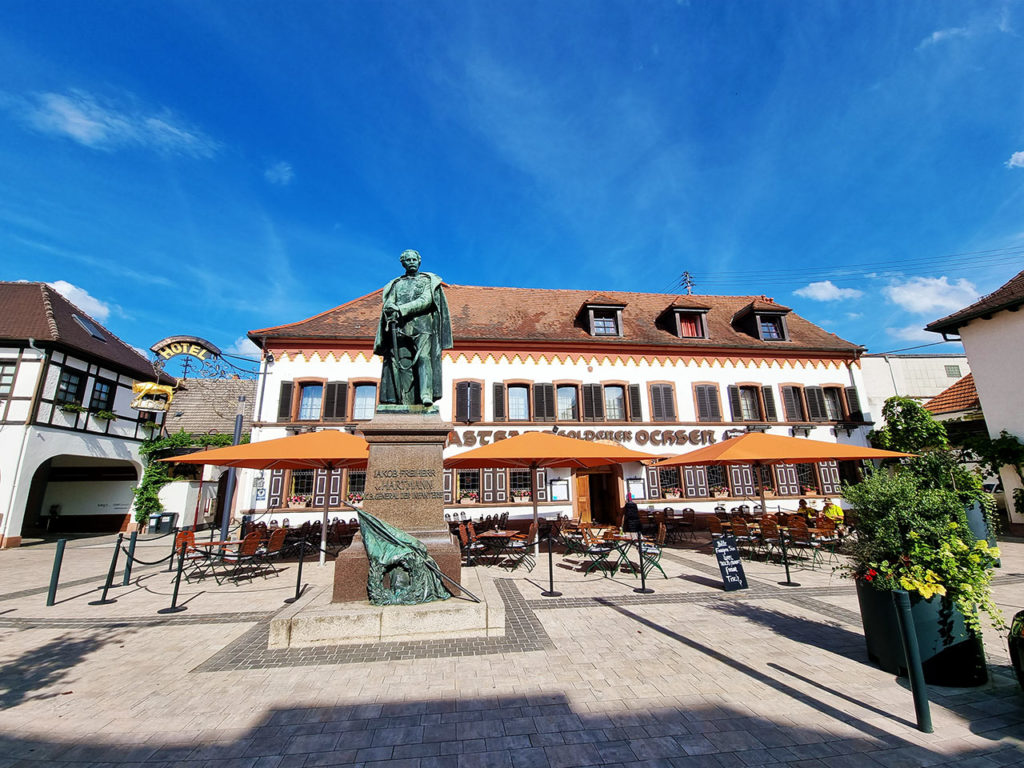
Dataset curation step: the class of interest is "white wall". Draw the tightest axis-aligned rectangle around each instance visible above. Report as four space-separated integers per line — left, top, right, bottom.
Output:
958 311 1024 522
42 480 134 517
860 354 969 424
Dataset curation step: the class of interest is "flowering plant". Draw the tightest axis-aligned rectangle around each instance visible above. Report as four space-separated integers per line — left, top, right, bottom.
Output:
459 491 479 502
346 492 363 504
664 487 683 497
288 494 312 506
800 485 817 495
709 485 728 496
511 489 532 500
841 469 1003 633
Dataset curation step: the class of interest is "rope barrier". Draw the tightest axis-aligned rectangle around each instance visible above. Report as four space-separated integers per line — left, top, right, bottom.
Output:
118 545 176 567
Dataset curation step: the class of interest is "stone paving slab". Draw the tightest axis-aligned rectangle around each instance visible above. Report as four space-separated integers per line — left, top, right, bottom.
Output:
0 535 1021 767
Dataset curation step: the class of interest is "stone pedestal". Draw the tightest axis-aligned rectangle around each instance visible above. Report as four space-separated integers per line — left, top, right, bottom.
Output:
333 410 461 602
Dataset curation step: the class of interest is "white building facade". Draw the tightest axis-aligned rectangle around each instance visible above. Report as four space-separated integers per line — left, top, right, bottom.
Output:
0 283 169 547
860 353 970 424
239 287 874 526
926 270 1024 523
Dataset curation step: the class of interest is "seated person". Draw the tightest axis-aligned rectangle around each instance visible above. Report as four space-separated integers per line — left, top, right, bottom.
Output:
821 498 844 524
796 498 813 519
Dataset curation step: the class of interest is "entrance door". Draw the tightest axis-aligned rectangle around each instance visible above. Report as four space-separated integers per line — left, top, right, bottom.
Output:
575 474 592 524
588 472 619 526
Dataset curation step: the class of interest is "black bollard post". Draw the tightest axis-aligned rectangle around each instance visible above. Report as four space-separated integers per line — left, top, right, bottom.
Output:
634 530 654 594
541 530 562 598
46 539 67 607
167 526 179 572
158 542 188 614
285 541 306 604
778 531 800 587
892 590 933 733
122 530 138 587
89 533 123 605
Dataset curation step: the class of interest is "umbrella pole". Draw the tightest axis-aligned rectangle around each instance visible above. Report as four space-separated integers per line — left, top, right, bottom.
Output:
319 463 333 567
758 461 768 517
530 461 540 556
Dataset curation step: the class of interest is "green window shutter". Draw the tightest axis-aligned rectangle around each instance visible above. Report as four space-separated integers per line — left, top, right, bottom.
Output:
582 383 603 421
844 387 863 421
492 383 505 421
533 383 555 422
781 386 804 421
762 386 778 421
324 382 347 421
628 384 643 422
468 382 482 423
277 382 293 421
727 386 742 421
805 387 827 421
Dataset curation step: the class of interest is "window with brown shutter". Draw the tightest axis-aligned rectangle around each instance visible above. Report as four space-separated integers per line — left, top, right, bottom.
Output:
695 384 721 422
728 385 762 421
455 381 482 423
781 386 805 421
533 383 555 422
277 381 293 421
650 383 676 421
324 382 348 421
492 383 506 421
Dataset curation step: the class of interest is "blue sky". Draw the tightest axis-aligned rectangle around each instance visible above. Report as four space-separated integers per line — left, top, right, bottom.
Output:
3 1 1024 369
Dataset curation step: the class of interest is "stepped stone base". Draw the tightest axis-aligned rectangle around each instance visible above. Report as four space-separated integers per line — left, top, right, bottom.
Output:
270 570 501 648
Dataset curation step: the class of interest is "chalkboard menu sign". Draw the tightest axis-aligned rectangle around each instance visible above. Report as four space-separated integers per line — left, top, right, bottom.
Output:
713 535 748 591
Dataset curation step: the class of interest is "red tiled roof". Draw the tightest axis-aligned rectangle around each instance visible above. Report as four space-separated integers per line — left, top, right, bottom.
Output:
925 269 1024 335
924 373 981 415
0 282 171 382
249 285 861 355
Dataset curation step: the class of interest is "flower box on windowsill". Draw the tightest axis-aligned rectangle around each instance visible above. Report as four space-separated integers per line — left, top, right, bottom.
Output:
459 496 479 504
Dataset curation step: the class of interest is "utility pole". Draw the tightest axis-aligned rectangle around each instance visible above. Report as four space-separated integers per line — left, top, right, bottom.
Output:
679 271 695 295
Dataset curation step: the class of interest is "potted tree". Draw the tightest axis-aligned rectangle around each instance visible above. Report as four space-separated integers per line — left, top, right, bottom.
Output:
844 397 1005 686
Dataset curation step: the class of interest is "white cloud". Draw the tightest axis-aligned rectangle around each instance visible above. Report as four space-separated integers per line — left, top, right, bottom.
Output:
47 280 111 322
917 26 970 50
886 324 938 343
264 161 294 185
226 336 261 357
845 312 863 320
793 280 864 301
7 89 218 157
882 276 978 314
1007 151 1024 169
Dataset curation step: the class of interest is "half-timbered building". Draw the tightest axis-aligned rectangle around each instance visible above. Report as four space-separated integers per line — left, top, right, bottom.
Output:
0 282 171 547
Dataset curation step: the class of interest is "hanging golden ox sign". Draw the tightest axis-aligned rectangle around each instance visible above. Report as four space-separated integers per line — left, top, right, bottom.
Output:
130 382 176 412
150 335 221 362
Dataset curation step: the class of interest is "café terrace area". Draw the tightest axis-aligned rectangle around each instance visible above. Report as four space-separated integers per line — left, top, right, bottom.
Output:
0 515 1021 768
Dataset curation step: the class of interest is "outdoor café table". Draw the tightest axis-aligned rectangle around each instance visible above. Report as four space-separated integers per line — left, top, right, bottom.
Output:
606 534 650 576
475 530 520 564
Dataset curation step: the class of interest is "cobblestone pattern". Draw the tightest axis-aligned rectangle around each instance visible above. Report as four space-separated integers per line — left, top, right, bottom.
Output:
193 578 553 672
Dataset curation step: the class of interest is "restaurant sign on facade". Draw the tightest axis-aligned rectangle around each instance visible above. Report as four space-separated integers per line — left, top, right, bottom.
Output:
447 426 747 449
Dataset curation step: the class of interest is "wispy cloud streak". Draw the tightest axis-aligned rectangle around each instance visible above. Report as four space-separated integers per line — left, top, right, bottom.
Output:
3 89 219 157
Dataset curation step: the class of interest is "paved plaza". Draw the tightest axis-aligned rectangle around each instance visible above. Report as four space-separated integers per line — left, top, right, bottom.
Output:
0 532 1022 768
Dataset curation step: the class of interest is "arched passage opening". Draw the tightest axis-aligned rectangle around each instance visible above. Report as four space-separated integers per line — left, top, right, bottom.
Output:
21 456 139 538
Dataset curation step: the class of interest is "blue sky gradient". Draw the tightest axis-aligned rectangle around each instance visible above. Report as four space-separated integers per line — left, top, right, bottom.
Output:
3 1 1024 365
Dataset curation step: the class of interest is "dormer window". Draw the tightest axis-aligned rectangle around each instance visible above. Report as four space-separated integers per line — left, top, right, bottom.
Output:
587 306 623 336
732 297 792 343
758 315 786 341
676 310 708 339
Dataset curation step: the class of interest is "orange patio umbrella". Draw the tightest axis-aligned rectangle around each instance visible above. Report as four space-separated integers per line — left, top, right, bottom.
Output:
444 430 660 546
165 429 369 564
655 431 912 514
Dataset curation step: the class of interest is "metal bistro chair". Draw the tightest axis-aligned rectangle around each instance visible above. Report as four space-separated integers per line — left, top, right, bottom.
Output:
581 528 618 577
215 531 265 584
504 522 538 572
638 522 668 579
730 518 758 559
457 522 488 567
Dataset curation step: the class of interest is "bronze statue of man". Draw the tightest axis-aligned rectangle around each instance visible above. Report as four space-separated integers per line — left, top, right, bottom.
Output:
373 250 453 407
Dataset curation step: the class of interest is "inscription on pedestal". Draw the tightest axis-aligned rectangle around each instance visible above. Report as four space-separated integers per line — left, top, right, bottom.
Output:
364 468 445 503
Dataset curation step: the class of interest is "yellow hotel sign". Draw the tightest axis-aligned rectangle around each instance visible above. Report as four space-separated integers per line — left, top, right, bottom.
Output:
150 335 222 362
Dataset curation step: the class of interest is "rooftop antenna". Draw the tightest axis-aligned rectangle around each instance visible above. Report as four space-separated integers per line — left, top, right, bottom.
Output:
679 271 696 295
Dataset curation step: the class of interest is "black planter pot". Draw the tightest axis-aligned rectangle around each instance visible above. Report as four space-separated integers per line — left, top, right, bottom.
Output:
856 579 988 687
